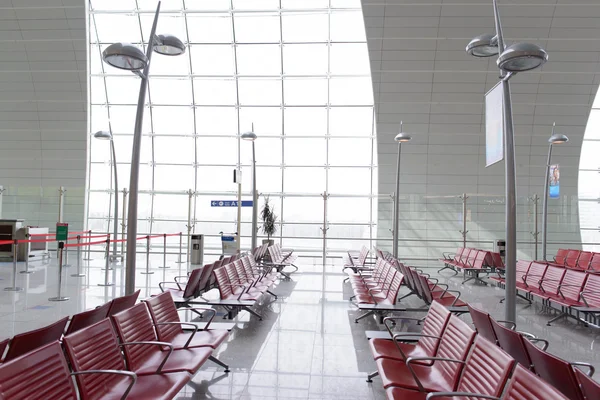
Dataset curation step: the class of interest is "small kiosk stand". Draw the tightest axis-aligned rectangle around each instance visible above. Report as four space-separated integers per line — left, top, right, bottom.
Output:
220 232 238 258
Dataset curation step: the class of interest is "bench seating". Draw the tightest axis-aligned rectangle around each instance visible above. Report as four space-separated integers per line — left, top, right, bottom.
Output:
343 245 369 274
439 247 501 284
266 243 298 279
546 248 600 273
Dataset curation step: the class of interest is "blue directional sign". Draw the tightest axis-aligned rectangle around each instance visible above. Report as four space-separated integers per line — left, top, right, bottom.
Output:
211 200 253 207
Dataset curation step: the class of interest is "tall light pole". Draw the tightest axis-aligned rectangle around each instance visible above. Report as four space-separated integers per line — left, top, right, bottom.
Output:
94 130 120 262
393 122 412 259
542 123 568 260
466 0 548 322
100 1 186 295
242 126 258 250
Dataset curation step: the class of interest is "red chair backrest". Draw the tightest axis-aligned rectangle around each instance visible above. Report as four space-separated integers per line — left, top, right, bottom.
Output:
504 364 570 400
522 339 584 400
433 314 477 390
63 319 129 400
107 289 141 317
559 269 587 303
417 273 435 304
213 267 233 299
577 251 593 270
66 302 111 335
471 251 489 269
197 262 216 294
516 261 532 283
419 301 451 358
111 303 158 371
574 366 600 400
491 318 532 370
144 291 182 342
524 262 548 288
589 253 600 272
182 267 204 298
540 266 566 296
386 271 404 305
0 341 77 399
4 316 69 362
491 252 505 270
468 304 498 344
457 336 515 397
565 250 581 269
554 248 569 265
582 273 600 307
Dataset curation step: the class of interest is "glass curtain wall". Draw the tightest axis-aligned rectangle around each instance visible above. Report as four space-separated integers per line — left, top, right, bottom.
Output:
87 0 377 263
579 92 600 252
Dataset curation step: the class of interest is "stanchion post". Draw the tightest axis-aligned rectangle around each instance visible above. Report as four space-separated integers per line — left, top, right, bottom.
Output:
4 240 23 291
63 236 70 267
83 229 93 260
98 240 114 286
141 235 153 275
121 188 128 260
71 235 85 278
176 232 183 264
49 242 69 301
20 237 33 274
158 233 169 269
101 234 113 271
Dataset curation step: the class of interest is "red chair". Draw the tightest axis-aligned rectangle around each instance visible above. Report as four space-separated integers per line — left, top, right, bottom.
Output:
427 364 571 400
0 341 77 399
564 250 581 269
468 304 514 345
111 303 212 375
491 317 538 369
523 338 593 400
65 302 111 335
374 315 476 391
367 301 451 382
574 366 600 400
3 316 69 362
387 336 515 399
159 266 207 301
107 289 141 317
580 272 600 308
144 291 230 371
63 319 190 400
589 253 600 273
553 248 569 265
577 251 593 270
530 265 565 301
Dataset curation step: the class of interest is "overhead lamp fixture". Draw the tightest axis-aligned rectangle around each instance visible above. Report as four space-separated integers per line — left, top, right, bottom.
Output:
395 132 412 143
466 33 499 57
241 132 257 141
549 134 568 145
93 130 113 140
153 34 186 56
102 43 148 71
497 42 548 72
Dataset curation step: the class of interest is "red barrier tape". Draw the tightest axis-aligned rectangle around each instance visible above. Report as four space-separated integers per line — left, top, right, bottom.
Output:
0 240 13 245
65 239 109 248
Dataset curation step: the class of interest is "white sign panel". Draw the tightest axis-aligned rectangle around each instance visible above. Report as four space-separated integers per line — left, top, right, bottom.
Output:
485 82 504 167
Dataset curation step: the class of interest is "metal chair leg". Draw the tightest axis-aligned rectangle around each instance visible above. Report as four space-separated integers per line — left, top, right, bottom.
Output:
366 370 379 383
208 355 230 373
355 310 375 323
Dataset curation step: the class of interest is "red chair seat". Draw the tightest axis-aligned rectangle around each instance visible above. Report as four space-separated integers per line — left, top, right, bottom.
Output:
385 387 426 400
369 338 428 362
133 346 212 376
169 329 229 350
120 372 190 400
376 358 447 391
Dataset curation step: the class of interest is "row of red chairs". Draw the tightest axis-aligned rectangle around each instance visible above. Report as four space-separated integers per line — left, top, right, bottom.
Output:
267 243 298 279
0 290 141 364
439 247 504 284
347 257 404 307
0 291 230 399
366 301 599 400
490 260 600 325
343 245 370 274
469 304 598 400
398 263 466 308
550 248 600 272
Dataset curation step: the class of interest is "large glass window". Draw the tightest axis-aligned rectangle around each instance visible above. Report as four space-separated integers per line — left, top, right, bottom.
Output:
88 1 377 259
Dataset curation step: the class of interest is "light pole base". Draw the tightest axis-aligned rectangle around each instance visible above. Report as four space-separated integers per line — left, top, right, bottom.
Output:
49 296 69 301
4 287 23 292
98 282 114 287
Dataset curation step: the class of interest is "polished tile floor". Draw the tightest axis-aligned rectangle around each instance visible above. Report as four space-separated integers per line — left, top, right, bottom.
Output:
0 252 599 399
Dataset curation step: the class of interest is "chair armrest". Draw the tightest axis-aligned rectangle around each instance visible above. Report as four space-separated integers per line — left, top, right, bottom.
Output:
571 362 595 377
440 289 462 306
527 337 549 351
154 322 199 348
405 356 465 392
120 341 174 373
517 330 536 340
159 281 181 292
71 370 137 400
496 320 516 330
427 393 499 400
394 333 440 342
580 290 598 307
178 307 217 330
173 275 189 284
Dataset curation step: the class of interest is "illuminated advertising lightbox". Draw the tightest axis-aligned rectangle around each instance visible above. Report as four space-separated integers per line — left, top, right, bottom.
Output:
485 82 504 167
549 164 560 199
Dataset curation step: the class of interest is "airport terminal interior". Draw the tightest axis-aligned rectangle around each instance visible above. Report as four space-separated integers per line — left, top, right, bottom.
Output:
0 0 600 399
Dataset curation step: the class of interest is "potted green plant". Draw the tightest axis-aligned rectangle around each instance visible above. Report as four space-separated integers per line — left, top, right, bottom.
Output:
260 195 278 246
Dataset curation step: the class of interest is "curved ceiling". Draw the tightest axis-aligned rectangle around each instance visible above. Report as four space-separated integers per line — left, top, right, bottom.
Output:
362 0 600 253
